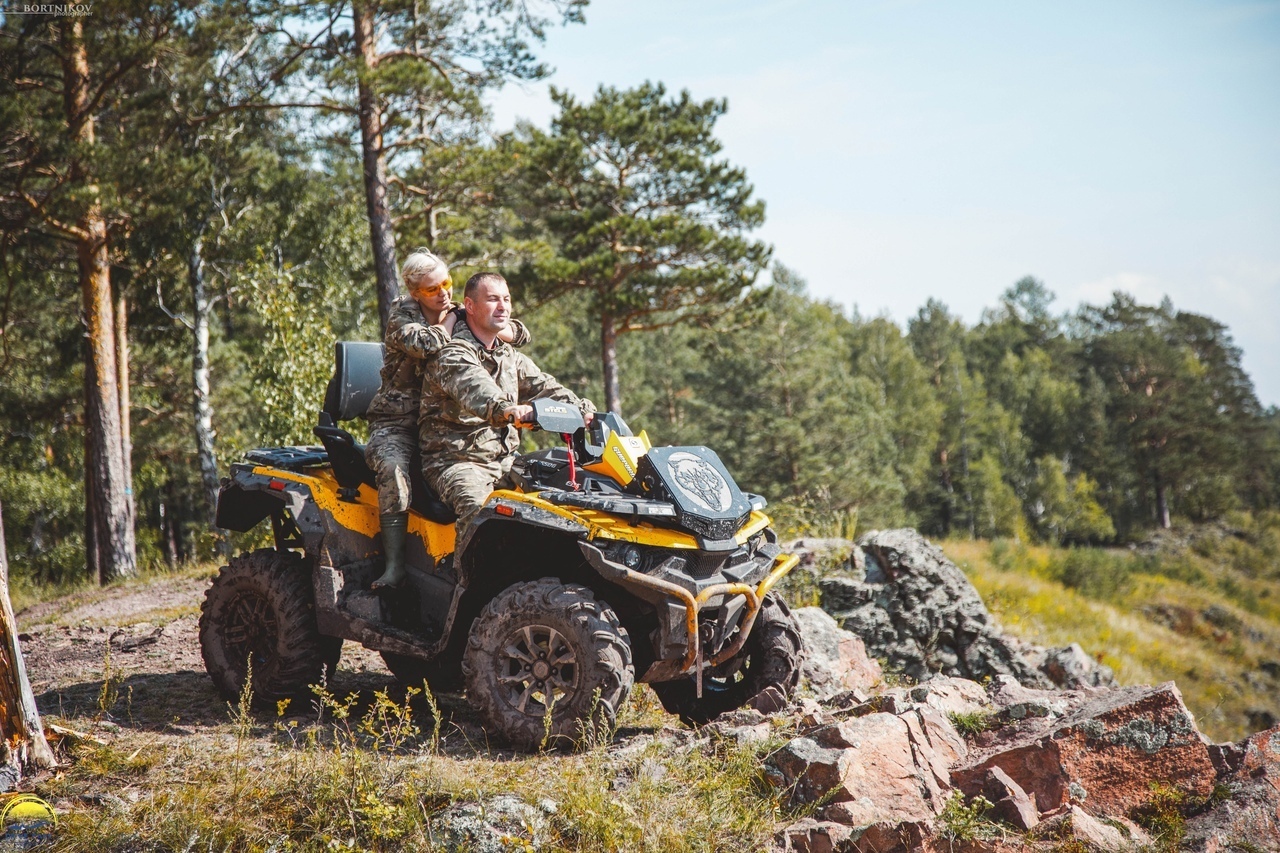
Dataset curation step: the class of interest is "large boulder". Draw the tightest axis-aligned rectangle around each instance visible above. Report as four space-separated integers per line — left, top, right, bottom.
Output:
820 529 1051 687
770 708 970 851
953 681 1217 818
820 529 1117 691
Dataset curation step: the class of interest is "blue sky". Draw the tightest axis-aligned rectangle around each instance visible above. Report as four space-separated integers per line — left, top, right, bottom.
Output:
489 0 1280 405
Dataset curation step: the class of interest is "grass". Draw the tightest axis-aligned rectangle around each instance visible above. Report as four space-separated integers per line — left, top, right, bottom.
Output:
947 710 995 738
940 521 1280 742
39 682 797 852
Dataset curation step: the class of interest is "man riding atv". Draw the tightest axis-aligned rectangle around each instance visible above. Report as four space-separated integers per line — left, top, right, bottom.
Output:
418 271 595 543
202 265 804 750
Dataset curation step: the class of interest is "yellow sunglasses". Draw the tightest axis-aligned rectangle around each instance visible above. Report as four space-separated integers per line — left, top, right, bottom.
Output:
412 276 452 296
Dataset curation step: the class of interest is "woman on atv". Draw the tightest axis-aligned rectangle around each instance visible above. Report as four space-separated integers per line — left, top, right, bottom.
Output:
365 250 529 589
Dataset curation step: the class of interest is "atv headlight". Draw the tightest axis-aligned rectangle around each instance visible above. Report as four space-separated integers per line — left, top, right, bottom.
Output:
620 545 642 569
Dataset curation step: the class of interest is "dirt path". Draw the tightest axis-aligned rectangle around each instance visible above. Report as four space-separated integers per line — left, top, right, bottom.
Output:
16 570 396 730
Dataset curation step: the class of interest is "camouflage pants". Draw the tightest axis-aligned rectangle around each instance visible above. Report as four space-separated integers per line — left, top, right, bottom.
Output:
365 423 418 514
423 456 516 538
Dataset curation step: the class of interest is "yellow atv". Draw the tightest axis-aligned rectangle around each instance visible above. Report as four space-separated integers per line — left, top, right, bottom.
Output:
201 342 802 749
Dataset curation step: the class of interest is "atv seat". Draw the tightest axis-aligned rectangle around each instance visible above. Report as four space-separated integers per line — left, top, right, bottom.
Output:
315 341 457 524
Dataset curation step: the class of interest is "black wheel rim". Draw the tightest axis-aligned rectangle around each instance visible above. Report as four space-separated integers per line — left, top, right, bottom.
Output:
223 590 278 680
497 624 578 718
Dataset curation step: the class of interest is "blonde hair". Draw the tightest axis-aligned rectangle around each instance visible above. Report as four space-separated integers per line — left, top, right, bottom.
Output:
401 248 447 289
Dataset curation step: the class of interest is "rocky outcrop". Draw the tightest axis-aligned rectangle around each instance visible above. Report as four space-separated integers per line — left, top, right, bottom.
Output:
953 681 1216 817
1185 726 1280 851
814 529 1116 690
766 661 1275 852
793 607 882 700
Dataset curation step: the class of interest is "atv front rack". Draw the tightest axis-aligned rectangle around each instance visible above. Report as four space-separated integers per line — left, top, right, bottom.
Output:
579 542 799 691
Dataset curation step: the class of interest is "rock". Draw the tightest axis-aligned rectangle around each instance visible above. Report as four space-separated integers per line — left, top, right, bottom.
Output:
911 677 990 717
822 530 1053 687
794 607 883 699
706 708 775 747
430 795 549 853
1185 725 1280 852
770 709 968 845
984 675 1074 718
783 538 857 572
1036 805 1130 850
749 685 790 715
820 530 1116 693
978 767 1038 830
1039 643 1118 689
953 682 1216 818
775 817 856 852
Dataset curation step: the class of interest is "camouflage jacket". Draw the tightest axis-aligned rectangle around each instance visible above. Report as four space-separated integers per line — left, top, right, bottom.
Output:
419 321 595 465
367 297 529 428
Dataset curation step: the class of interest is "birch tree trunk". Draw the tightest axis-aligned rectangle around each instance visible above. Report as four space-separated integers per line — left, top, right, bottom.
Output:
115 291 135 538
188 231 226 554
0 499 56 771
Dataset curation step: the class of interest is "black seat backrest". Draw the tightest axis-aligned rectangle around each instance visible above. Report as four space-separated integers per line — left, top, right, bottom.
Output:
322 341 386 423
313 341 458 524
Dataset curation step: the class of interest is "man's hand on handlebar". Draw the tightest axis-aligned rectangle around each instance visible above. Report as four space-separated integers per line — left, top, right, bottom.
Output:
504 404 534 426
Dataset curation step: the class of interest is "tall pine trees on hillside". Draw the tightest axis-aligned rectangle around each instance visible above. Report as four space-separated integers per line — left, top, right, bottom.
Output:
511 83 771 414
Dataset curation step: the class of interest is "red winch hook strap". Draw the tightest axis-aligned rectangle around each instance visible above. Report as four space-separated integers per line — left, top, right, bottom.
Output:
563 433 578 490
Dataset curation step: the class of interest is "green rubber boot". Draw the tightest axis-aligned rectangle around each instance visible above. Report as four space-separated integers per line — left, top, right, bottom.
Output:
371 511 409 590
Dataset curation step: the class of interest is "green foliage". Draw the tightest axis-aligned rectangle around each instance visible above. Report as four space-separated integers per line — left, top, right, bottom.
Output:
1132 783 1188 852
512 81 771 410
947 710 995 737
948 522 1280 741
936 792 999 841
1029 456 1116 544
3 3 1279 588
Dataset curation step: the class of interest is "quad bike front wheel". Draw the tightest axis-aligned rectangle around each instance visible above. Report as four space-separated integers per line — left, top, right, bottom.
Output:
199 549 341 705
462 580 634 751
650 593 803 726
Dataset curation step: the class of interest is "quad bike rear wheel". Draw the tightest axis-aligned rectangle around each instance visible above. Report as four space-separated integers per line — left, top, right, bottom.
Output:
199 549 341 705
650 593 803 726
462 580 634 751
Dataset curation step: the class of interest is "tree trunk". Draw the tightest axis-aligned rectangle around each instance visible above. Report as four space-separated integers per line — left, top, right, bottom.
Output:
188 231 226 553
0 499 56 771
1154 474 1171 530
63 18 137 582
83 360 101 581
601 311 621 414
115 290 135 538
352 0 400 332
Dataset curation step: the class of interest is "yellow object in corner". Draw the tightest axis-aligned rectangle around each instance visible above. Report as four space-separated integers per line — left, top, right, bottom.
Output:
582 430 651 486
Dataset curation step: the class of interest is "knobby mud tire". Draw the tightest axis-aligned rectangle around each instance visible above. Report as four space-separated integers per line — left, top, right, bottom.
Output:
199 549 341 706
461 580 634 752
650 593 803 726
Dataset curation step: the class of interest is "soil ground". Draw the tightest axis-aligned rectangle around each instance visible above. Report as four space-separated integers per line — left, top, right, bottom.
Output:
16 567 494 746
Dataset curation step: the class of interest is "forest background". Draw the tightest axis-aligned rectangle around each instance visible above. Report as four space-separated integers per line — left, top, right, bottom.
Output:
1 2 1279 614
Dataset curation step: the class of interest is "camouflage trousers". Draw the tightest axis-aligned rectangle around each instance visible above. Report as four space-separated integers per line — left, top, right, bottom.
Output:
365 422 418 514
423 455 516 538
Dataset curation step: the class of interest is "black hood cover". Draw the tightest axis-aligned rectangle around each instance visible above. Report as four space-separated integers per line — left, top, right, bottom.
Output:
637 446 752 542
